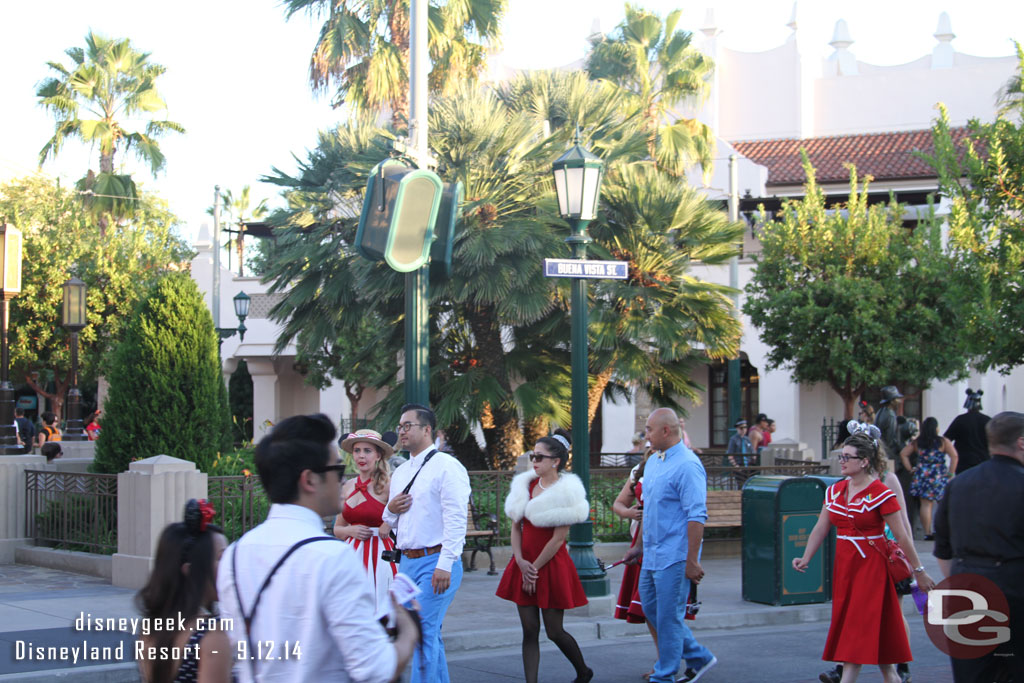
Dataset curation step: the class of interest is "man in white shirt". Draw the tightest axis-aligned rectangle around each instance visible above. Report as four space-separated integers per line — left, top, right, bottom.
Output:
217 414 418 683
383 403 470 683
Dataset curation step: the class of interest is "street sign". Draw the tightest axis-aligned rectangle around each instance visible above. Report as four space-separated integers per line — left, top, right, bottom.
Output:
543 258 628 280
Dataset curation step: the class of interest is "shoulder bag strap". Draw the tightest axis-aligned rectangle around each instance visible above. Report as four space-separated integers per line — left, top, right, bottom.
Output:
231 535 341 680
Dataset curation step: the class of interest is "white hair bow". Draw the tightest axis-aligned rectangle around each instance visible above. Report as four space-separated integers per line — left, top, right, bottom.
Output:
847 420 881 442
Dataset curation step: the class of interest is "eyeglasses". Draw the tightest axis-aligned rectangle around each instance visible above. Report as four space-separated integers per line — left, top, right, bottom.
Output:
312 463 346 480
396 423 427 433
528 454 559 463
836 454 864 463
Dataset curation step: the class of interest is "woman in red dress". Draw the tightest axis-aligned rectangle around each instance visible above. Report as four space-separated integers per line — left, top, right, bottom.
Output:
496 432 593 683
333 429 397 615
794 431 936 682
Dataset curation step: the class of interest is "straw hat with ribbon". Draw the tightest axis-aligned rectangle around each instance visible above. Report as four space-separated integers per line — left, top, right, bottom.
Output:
339 429 394 458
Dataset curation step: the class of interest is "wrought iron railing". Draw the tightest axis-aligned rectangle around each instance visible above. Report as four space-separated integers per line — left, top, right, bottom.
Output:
25 470 118 554
207 475 271 541
705 463 831 490
822 417 841 460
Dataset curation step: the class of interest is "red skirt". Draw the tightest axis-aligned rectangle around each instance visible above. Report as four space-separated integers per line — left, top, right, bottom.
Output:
496 519 588 610
613 530 645 622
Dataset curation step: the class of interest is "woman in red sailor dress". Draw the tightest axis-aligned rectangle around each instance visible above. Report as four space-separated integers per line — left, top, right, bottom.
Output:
333 429 398 614
793 431 936 683
496 433 593 683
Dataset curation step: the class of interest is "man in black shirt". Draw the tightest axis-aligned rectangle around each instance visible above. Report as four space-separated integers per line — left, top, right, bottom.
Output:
943 389 990 474
934 411 1024 683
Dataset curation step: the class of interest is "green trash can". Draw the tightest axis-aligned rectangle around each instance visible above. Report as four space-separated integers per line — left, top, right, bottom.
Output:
741 475 833 605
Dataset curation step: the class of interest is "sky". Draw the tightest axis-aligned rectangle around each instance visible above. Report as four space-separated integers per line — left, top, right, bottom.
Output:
1 0 1021 243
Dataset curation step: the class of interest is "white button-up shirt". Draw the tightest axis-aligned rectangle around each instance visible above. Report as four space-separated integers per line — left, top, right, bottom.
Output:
217 504 396 683
381 446 471 572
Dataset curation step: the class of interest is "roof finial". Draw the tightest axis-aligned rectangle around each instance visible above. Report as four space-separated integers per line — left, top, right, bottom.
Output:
787 2 798 32
932 12 955 68
701 8 720 38
828 19 858 75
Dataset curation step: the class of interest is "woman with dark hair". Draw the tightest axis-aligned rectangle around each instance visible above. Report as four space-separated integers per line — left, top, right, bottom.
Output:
900 417 957 540
794 429 935 683
611 447 658 680
495 431 593 683
136 499 231 683
334 429 397 613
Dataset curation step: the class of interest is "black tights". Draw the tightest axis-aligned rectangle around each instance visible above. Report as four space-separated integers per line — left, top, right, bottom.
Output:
516 605 589 683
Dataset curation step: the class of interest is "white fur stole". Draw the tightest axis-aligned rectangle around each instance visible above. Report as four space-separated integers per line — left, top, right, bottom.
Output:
503 470 590 527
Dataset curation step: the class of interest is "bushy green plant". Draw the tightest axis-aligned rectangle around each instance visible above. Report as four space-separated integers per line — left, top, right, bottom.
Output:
93 272 232 473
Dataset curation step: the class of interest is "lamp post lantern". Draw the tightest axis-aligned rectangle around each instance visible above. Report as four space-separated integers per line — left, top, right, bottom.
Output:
62 277 88 441
217 291 249 346
551 133 609 596
0 223 24 454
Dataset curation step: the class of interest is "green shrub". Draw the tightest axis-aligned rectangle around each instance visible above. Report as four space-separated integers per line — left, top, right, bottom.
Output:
93 272 232 473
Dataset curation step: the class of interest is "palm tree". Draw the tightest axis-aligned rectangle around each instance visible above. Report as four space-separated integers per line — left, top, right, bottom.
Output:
219 186 269 276
37 31 184 229
587 4 715 175
282 0 506 125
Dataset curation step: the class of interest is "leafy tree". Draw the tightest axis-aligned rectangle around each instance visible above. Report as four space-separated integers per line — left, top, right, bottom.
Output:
923 43 1024 370
263 72 743 468
587 3 715 175
0 175 189 417
37 31 184 231
282 0 506 124
743 157 970 418
93 273 231 473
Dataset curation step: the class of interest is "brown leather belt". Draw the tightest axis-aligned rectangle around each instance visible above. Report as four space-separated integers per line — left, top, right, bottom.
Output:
402 544 442 559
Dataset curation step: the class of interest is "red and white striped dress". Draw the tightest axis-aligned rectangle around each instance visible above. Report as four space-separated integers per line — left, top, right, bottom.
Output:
342 478 397 614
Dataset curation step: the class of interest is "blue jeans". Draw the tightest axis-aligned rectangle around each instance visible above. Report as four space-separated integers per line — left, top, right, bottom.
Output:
399 553 463 683
639 562 714 683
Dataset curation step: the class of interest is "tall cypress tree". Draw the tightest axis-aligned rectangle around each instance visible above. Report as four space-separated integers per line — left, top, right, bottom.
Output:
93 272 231 473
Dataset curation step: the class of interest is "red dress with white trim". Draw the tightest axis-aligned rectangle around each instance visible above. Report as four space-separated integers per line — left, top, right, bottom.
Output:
342 478 397 614
614 472 645 623
822 479 912 665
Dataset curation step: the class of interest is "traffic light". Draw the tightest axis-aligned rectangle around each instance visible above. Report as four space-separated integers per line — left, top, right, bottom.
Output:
357 160 443 273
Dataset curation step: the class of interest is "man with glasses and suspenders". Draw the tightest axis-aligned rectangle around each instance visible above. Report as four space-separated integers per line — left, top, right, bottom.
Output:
383 403 471 683
218 414 419 682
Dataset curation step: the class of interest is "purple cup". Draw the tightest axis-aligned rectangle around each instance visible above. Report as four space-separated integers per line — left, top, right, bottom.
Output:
910 582 927 614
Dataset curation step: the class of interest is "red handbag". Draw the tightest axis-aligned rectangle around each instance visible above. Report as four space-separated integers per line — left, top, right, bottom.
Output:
847 489 915 584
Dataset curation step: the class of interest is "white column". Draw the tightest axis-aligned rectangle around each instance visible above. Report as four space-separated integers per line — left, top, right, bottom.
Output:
248 360 279 441
112 455 207 589
0 454 46 563
759 367 801 447
601 389 635 454
319 381 349 435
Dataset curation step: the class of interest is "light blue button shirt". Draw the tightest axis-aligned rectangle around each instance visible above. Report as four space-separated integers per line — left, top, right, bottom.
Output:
641 441 708 571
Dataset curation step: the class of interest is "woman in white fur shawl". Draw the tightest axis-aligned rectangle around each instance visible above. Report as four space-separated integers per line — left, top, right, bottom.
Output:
495 432 593 683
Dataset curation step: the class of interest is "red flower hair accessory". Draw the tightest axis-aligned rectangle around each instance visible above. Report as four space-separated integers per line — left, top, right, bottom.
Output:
197 499 215 532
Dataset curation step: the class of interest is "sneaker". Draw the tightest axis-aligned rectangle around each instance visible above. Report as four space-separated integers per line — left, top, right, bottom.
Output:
819 666 842 683
678 656 717 682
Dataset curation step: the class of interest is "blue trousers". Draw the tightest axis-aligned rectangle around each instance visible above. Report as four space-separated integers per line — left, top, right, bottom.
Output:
639 562 714 683
399 553 463 683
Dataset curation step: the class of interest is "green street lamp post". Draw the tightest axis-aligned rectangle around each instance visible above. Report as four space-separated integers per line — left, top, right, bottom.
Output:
552 134 609 596
217 291 250 347
0 223 23 454
62 277 88 441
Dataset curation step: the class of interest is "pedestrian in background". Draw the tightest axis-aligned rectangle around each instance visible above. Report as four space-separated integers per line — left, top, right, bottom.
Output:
900 417 957 541
727 419 751 467
943 388 990 474
14 408 35 452
36 411 61 449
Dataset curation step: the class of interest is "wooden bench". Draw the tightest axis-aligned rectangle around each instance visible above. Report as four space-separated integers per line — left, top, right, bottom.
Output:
464 496 499 575
705 489 742 528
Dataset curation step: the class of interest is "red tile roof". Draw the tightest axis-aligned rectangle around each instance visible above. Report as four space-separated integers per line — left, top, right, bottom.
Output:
731 128 969 186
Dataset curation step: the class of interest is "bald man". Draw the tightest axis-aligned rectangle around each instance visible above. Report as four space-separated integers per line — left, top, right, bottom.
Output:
623 408 717 683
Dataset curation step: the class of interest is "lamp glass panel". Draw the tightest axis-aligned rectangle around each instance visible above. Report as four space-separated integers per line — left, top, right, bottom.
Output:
2 228 22 294
579 166 601 221
63 281 86 327
553 169 568 217
233 292 250 319
565 167 584 216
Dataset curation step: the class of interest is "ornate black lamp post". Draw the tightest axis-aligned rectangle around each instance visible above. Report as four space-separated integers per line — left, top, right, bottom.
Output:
217 291 250 345
552 133 608 596
62 277 88 441
0 223 24 454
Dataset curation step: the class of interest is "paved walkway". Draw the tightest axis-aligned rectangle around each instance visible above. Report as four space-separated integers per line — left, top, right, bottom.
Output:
0 541 944 681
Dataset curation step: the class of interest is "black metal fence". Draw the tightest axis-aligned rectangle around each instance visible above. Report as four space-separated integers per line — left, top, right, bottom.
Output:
822 417 841 459
207 475 272 542
25 470 119 554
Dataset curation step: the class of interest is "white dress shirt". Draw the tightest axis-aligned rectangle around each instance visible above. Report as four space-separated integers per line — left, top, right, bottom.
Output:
381 446 471 573
217 504 396 683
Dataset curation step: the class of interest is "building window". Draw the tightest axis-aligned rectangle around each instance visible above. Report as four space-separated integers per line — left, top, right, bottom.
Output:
708 357 760 448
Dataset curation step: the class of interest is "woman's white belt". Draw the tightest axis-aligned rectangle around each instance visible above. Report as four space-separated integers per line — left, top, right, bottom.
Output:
836 534 885 559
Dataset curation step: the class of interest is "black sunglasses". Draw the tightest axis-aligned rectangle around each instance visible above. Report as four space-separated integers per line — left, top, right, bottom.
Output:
528 454 560 463
312 464 346 479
